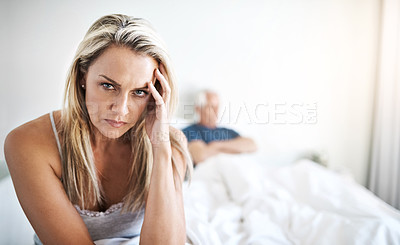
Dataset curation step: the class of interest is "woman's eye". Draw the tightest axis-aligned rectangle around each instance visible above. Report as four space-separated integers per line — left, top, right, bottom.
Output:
134 90 148 97
101 83 114 90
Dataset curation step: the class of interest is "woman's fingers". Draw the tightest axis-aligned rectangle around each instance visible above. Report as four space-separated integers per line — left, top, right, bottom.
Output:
155 66 171 105
146 65 171 144
148 81 164 106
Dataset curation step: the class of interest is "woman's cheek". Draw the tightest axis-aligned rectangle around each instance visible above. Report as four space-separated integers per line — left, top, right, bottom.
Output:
86 94 104 116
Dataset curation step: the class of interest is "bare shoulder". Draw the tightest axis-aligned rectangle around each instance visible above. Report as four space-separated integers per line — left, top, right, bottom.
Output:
4 110 93 243
5 110 62 178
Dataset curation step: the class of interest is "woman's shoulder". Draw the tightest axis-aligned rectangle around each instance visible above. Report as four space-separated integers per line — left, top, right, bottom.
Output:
4 110 63 177
6 110 61 143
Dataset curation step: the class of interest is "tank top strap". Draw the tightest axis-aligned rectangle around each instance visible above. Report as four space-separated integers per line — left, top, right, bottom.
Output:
49 111 63 161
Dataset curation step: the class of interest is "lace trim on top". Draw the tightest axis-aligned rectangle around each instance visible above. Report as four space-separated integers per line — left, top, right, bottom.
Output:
74 202 124 217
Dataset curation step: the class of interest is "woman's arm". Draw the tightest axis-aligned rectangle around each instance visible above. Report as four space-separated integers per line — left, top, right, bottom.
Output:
140 130 187 244
140 66 187 245
4 125 94 245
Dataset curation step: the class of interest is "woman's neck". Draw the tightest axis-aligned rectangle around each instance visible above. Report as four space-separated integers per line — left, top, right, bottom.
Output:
90 128 130 152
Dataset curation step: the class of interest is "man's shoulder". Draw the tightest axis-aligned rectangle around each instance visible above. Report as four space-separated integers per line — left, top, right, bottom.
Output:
182 124 205 142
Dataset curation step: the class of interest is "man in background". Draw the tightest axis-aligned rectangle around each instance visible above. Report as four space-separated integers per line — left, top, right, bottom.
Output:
182 90 257 165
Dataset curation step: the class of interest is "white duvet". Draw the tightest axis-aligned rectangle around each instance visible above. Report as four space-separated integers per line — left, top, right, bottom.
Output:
183 154 400 245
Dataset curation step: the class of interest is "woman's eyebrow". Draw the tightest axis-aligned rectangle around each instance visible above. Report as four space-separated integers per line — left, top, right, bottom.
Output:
99 74 150 90
99 75 121 88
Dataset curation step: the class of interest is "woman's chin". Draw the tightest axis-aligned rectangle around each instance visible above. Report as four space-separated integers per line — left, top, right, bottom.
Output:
93 121 134 141
98 129 127 140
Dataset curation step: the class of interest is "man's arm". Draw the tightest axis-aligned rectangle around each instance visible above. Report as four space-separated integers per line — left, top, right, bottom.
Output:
188 136 257 165
209 136 257 154
187 140 220 164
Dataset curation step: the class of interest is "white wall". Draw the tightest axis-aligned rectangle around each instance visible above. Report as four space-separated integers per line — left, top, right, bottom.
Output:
0 0 380 185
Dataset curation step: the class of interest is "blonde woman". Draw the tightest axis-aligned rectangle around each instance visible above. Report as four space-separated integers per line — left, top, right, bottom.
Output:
4 14 192 245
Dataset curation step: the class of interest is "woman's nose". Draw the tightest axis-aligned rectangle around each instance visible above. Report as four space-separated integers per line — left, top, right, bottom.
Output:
111 94 129 116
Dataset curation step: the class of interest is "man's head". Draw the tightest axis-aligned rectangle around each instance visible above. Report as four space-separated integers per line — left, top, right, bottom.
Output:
195 90 219 128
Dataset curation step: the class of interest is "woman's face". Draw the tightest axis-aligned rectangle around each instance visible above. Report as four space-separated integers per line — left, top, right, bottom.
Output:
83 45 158 139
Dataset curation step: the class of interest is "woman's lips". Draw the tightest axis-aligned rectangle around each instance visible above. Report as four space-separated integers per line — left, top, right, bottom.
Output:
105 119 127 128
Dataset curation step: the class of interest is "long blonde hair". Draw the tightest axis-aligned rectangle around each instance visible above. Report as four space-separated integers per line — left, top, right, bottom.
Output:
60 14 192 213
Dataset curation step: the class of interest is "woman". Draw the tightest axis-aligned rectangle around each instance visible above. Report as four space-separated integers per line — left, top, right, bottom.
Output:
4 14 192 245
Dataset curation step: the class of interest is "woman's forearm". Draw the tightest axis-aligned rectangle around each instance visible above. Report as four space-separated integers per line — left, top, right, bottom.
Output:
140 146 186 245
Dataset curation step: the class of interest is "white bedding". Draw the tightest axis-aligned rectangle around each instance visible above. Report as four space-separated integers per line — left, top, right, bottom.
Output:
2 154 399 244
183 154 400 245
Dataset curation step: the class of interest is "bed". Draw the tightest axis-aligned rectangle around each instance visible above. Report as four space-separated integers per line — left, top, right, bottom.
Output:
1 155 400 244
183 153 400 245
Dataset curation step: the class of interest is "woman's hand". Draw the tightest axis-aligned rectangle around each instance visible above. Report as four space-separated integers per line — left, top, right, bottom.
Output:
145 64 171 151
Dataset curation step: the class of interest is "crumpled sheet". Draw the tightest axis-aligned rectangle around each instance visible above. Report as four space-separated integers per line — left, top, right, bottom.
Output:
183 154 400 245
